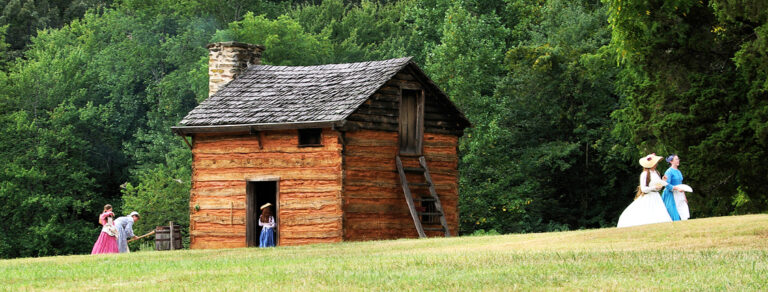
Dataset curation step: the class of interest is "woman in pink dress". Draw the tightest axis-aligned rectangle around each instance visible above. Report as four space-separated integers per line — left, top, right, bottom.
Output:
91 204 119 254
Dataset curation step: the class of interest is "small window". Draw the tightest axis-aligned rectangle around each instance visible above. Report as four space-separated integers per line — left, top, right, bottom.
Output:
298 128 323 147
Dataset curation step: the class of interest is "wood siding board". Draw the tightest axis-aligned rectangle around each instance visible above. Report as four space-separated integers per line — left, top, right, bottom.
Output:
347 114 400 124
281 215 341 226
194 167 341 182
378 86 399 95
190 129 343 249
192 214 246 225
351 107 399 117
341 130 459 241
358 100 398 110
394 73 415 80
339 121 399 132
370 93 399 102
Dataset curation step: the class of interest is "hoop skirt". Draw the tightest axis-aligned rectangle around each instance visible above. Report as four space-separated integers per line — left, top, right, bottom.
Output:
91 211 118 254
674 191 690 220
91 231 118 254
617 191 673 228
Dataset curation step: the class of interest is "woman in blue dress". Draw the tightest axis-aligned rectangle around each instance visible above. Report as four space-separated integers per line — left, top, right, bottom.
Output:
259 203 275 247
663 154 689 220
661 155 681 221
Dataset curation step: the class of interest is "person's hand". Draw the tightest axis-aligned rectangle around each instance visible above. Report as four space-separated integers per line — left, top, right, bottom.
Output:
132 236 139 240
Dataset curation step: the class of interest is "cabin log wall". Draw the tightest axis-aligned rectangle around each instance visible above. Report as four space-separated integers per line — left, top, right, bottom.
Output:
189 129 343 249
342 130 460 240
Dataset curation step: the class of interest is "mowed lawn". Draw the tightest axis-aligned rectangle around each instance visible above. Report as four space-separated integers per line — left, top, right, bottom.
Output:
2 214 767 291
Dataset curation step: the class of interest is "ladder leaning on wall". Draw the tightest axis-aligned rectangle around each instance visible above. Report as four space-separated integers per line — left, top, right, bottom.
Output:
395 155 451 238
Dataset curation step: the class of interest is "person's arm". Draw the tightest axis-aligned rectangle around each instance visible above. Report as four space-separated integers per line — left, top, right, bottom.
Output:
640 171 654 193
125 220 135 238
258 217 265 227
664 169 676 192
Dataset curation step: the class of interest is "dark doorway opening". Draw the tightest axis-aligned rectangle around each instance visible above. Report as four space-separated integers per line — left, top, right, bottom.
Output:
246 180 278 247
399 89 424 155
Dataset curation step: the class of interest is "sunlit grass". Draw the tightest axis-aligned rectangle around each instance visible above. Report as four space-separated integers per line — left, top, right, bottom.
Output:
1 214 767 290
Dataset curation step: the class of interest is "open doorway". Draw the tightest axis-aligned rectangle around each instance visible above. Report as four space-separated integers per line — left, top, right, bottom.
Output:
246 180 278 247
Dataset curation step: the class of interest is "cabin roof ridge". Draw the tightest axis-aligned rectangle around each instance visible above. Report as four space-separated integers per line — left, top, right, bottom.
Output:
176 56 470 133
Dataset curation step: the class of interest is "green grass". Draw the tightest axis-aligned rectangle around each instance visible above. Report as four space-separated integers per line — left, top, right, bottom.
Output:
2 214 768 291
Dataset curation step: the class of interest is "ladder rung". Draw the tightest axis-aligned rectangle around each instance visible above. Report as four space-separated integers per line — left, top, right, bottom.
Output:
413 197 436 202
418 212 443 216
408 182 430 187
403 167 425 173
423 227 445 231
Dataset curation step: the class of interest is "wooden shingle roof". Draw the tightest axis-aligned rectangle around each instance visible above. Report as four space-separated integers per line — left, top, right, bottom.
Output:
179 57 413 127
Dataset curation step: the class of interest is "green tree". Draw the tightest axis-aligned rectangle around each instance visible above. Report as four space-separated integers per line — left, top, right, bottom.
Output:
0 109 99 258
458 0 631 233
0 0 221 257
0 0 111 56
212 12 333 65
121 156 190 245
606 0 768 216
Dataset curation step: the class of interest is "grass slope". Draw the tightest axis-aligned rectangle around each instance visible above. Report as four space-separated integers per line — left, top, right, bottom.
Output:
2 214 767 291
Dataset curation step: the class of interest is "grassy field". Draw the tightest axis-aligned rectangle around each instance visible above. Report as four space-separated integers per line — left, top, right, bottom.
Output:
2 214 767 291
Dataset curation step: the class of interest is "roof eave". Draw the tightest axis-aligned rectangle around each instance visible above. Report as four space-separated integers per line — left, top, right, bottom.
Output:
172 120 346 136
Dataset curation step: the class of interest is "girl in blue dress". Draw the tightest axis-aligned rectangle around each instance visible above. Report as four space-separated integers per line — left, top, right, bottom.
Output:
259 203 275 247
661 155 681 221
663 154 689 220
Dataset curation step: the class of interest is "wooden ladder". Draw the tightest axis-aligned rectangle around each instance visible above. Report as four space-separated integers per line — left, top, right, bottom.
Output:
396 155 451 238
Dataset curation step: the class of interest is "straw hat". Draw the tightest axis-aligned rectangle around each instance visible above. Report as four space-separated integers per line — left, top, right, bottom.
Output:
129 211 140 218
260 203 272 210
639 153 663 168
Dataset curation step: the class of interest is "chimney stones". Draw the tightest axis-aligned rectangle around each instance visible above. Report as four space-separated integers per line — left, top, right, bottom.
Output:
207 42 265 97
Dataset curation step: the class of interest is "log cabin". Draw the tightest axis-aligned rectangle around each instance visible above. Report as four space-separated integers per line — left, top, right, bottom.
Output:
172 42 470 248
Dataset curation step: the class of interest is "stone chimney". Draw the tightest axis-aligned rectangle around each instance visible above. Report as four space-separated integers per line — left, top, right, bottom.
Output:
207 42 265 97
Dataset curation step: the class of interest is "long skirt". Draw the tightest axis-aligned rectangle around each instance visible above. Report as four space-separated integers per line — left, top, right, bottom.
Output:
91 232 118 254
662 188 681 221
259 227 275 247
674 191 690 220
617 192 673 228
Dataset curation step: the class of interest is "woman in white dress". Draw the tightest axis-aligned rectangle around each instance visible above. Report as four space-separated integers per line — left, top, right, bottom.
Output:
617 153 673 228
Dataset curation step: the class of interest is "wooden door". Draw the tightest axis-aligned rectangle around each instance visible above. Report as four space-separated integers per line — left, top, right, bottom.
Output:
399 89 424 155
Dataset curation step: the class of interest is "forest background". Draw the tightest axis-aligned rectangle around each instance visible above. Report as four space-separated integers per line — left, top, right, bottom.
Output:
0 0 765 258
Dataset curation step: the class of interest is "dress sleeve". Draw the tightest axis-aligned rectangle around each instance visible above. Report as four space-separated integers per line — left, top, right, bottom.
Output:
98 212 110 226
125 220 135 238
664 169 676 192
640 171 654 193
